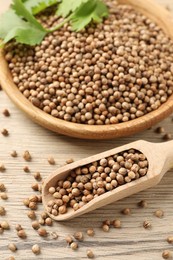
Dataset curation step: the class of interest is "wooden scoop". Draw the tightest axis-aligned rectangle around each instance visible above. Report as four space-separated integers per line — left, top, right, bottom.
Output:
42 140 173 221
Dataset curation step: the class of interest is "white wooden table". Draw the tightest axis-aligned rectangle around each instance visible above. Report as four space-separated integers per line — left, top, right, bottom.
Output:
0 1 173 259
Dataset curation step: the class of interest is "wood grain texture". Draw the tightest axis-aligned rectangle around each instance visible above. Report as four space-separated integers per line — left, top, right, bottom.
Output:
1 0 173 139
0 0 173 259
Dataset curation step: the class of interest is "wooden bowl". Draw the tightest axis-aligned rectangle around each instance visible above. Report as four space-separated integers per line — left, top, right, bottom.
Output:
0 0 173 140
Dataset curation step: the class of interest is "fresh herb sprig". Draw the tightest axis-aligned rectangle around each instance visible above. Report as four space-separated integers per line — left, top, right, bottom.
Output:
0 0 108 46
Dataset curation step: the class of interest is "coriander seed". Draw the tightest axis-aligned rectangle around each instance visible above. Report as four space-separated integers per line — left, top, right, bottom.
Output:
65 235 73 244
154 209 164 218
0 206 5 216
10 150 17 157
102 224 109 232
66 158 74 164
48 156 55 165
32 244 41 255
27 210 36 220
2 109 10 117
23 166 30 173
74 231 84 241
8 243 17 252
167 236 173 244
87 249 95 259
112 219 121 228
38 228 47 237
17 230 27 239
0 183 6 192
32 221 40 230
1 221 10 229
0 164 6 172
70 242 78 250
121 208 131 215
23 151 32 161
1 129 9 136
162 250 172 259
87 228 95 237
143 220 151 229
1 193 8 200
138 200 148 208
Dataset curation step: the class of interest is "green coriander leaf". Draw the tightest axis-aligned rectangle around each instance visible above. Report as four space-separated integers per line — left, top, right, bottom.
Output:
0 9 46 46
25 0 59 15
71 0 108 31
56 0 88 18
12 0 45 30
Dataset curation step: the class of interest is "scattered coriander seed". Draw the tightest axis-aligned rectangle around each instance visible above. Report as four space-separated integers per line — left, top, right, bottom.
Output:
112 219 121 228
50 232 58 239
31 183 39 191
163 133 172 141
143 220 152 229
29 201 37 210
1 129 9 136
17 229 27 239
162 250 172 259
38 228 47 237
3 109 10 117
138 200 148 208
66 158 74 164
15 224 22 231
74 231 84 241
65 235 73 244
154 209 164 218
8 243 17 252
45 217 53 226
1 220 10 230
1 193 8 200
27 210 36 220
70 242 78 250
0 206 5 216
87 249 95 259
23 151 32 161
121 208 131 215
155 126 165 134
32 244 41 255
102 224 109 232
23 166 30 173
32 221 40 230
0 164 6 172
40 212 48 220
167 236 173 244
39 217 45 225
103 220 111 226
10 150 17 157
29 195 38 202
33 172 42 181
0 183 6 191
48 156 55 165
23 198 30 207
87 228 95 237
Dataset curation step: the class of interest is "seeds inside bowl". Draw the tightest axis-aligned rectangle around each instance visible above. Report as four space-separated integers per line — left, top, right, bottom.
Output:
4 2 173 125
46 149 148 216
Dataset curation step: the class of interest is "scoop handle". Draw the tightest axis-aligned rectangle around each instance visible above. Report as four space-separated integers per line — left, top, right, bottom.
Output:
156 140 173 173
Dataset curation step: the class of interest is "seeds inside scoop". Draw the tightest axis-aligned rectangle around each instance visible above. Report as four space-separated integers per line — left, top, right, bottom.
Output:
46 149 148 216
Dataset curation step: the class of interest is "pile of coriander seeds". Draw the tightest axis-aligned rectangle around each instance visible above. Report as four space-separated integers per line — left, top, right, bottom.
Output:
47 149 148 216
4 1 173 125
